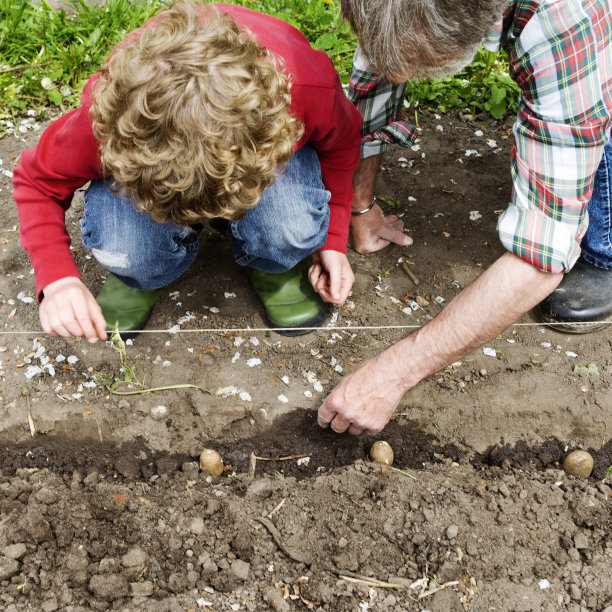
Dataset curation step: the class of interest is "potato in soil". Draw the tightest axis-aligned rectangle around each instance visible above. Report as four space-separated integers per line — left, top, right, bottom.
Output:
370 441 394 465
200 449 224 477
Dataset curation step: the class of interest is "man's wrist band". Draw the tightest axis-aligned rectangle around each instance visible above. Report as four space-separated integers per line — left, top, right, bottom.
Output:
351 197 377 216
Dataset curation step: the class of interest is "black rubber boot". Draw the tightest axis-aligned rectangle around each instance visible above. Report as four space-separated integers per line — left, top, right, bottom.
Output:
535 257 612 333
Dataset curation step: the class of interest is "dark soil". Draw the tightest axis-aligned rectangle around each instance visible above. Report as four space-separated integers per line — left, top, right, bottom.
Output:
0 108 610 612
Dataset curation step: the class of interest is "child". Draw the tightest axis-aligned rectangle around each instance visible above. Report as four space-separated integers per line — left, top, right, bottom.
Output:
13 1 362 341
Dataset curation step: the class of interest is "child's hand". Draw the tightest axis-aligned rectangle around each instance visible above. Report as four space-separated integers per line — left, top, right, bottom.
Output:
39 277 108 343
308 250 354 304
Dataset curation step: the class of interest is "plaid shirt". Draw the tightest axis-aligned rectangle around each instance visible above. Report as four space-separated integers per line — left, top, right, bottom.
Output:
349 0 612 273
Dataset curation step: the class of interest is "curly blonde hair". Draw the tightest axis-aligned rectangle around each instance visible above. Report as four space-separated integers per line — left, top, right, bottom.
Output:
91 1 303 224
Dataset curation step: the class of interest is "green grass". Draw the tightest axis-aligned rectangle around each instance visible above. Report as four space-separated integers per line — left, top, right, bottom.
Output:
0 0 166 131
0 0 517 137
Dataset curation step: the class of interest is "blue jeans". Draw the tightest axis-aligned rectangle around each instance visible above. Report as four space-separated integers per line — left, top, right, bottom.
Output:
80 146 331 290
582 132 612 270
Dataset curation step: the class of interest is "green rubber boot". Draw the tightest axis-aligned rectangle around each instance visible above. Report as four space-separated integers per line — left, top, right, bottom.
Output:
96 274 163 340
248 261 329 336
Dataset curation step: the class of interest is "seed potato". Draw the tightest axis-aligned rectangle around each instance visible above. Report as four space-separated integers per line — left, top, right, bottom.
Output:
370 440 394 466
562 450 593 479
199 449 224 477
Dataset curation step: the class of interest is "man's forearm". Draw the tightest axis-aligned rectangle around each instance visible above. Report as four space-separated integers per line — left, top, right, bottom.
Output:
352 154 382 211
388 252 564 390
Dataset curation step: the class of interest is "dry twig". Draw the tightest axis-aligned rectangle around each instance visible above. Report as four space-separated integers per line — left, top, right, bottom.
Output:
0 62 51 74
247 452 257 483
254 453 311 462
418 580 460 599
267 498 286 519
401 262 420 285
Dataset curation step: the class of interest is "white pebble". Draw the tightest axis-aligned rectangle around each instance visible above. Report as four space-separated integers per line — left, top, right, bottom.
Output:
151 405 168 419
538 579 551 590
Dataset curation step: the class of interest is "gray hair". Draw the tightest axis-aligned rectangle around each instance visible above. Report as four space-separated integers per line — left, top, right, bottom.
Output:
339 0 508 78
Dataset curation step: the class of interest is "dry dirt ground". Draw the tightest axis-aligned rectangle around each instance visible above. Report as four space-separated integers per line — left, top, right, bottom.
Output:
0 108 611 612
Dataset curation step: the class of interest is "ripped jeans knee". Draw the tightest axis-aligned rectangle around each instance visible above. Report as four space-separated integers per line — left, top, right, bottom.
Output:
80 180 199 290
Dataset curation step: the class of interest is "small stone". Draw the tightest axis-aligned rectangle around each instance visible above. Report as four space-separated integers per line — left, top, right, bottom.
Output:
573 533 588 549
190 517 205 535
88 574 129 600
569 583 581 600
3 543 26 560
382 594 397 607
129 581 154 597
498 482 511 497
262 585 291 612
40 597 58 612
0 557 20 580
121 548 147 569
446 525 459 540
231 559 250 581
338 537 349 549
98 557 119 574
84 471 99 486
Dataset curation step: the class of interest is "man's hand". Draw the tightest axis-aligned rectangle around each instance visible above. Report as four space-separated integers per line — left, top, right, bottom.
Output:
350 203 412 253
317 348 410 435
308 250 354 304
317 252 564 435
39 277 108 342
350 154 412 253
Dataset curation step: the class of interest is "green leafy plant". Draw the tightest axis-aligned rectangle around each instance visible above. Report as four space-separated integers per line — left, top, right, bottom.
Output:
404 48 519 119
96 324 209 396
376 196 402 210
232 0 356 82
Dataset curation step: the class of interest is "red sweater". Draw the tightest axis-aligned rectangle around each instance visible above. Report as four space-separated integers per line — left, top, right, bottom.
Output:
13 3 362 297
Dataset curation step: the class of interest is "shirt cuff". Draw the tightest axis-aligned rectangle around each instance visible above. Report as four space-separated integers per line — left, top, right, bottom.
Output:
497 204 584 273
361 121 420 158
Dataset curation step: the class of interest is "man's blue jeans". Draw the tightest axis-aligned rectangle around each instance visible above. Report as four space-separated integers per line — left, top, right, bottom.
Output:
582 132 612 270
80 146 331 290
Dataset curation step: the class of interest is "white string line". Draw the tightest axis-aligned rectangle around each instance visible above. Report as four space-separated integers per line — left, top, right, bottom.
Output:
0 320 609 335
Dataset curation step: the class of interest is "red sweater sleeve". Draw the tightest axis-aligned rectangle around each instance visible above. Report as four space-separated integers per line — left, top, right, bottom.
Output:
294 71 362 253
12 79 101 298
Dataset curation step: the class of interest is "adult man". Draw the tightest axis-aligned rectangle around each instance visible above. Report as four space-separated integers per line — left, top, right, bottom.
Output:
318 0 612 435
